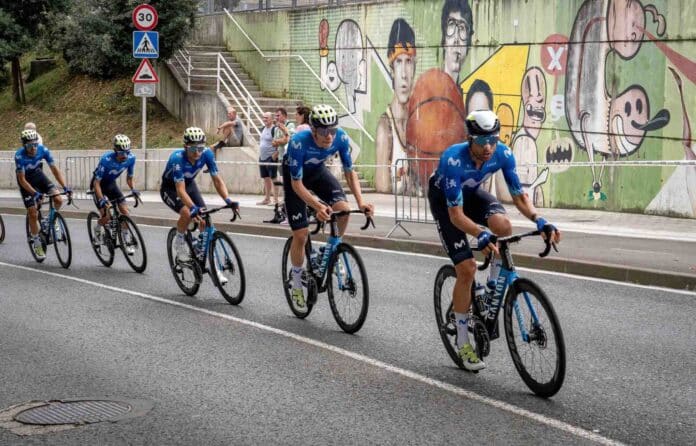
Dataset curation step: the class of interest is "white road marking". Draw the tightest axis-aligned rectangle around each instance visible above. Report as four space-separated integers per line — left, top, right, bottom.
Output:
0 260 623 445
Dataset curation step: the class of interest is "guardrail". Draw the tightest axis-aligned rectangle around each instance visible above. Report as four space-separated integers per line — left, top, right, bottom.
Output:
199 0 376 14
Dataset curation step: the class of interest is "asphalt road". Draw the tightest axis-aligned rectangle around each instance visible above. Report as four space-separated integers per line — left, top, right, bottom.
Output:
0 214 694 445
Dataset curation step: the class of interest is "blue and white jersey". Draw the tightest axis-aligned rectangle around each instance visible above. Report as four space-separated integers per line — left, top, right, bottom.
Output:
14 144 55 179
285 128 353 180
161 148 218 184
433 141 524 207
93 152 136 183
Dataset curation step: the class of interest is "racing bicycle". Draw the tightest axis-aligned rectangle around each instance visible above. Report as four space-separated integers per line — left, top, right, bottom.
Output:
25 190 74 268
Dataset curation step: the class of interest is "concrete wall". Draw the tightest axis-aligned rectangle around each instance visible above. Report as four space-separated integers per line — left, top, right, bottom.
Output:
203 0 696 218
192 13 226 46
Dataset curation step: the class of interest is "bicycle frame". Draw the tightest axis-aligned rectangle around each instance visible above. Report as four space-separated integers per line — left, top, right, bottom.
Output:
189 205 240 269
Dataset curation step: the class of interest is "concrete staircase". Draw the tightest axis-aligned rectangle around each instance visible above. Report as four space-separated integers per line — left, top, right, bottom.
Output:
183 45 302 126
339 170 375 194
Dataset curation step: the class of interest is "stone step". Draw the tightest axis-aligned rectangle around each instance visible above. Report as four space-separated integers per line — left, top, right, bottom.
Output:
187 45 227 52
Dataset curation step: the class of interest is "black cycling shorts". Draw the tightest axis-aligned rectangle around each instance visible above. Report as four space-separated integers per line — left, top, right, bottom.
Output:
282 163 347 230
160 180 206 214
90 177 125 208
259 156 278 179
428 174 506 265
19 170 56 208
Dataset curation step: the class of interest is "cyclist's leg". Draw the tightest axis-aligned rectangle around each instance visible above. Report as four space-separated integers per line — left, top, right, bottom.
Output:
186 181 207 232
20 181 40 235
160 181 191 234
283 164 311 306
466 188 510 285
313 165 349 236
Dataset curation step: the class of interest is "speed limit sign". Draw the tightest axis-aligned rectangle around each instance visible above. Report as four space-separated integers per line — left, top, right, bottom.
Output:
133 4 158 31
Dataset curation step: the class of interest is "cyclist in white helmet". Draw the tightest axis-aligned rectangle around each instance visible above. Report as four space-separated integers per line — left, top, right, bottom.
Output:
283 104 374 308
429 110 561 371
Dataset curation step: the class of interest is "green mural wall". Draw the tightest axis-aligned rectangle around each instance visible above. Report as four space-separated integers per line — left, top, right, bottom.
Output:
218 0 696 217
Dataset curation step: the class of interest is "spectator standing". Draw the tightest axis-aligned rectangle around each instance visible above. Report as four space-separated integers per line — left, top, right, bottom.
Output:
258 112 278 205
24 122 44 146
295 106 311 133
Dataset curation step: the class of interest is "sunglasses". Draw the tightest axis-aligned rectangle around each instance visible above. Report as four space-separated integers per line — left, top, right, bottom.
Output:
24 143 39 149
115 150 130 156
186 145 206 153
314 127 338 137
472 135 499 146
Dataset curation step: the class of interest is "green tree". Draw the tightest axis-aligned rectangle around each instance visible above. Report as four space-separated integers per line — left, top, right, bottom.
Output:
49 0 198 78
0 0 69 102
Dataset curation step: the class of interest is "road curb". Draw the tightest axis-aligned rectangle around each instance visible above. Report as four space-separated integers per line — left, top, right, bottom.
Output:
2 205 694 291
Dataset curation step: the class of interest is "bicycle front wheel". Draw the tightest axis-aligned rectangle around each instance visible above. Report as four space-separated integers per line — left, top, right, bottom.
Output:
166 228 201 296
87 212 114 267
52 213 72 268
433 264 464 369
0 213 5 243
118 215 147 273
25 214 46 263
208 231 245 305
281 236 315 319
504 278 566 398
326 243 368 334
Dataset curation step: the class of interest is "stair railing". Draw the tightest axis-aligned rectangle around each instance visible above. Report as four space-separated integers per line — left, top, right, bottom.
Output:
224 8 374 143
216 53 265 142
171 49 192 91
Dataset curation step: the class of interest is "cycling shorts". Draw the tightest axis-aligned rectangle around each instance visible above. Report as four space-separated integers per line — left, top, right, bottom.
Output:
90 177 125 208
19 170 56 209
160 180 206 214
428 174 506 265
282 163 347 230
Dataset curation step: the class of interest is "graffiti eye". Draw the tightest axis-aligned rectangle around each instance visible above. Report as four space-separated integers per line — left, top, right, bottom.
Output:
624 101 631 117
636 98 643 114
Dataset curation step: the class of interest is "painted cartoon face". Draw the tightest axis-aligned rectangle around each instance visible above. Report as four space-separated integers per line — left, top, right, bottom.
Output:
607 0 645 59
609 85 670 156
545 137 574 173
496 104 514 146
392 53 415 105
521 67 547 133
443 11 469 81
325 62 341 91
335 20 363 94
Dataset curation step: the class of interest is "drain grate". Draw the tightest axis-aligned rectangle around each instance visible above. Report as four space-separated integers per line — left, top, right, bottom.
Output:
14 400 132 425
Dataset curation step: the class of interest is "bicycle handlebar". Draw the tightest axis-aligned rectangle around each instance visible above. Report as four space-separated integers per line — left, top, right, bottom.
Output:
38 190 75 209
309 209 374 235
195 202 241 222
87 190 142 208
474 229 558 271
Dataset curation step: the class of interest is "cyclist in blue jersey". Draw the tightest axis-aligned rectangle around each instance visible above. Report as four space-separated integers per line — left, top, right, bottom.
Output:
15 129 72 260
428 110 561 371
160 127 238 262
90 134 138 254
283 104 374 307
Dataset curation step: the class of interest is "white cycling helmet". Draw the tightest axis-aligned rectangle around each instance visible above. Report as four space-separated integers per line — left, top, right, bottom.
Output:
113 134 131 151
21 129 39 144
465 110 500 136
183 127 207 145
309 104 338 128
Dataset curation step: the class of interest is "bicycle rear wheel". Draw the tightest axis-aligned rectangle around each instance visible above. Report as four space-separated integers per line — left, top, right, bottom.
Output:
327 243 369 334
166 228 201 296
504 278 566 398
118 215 147 273
52 213 72 268
281 236 315 318
25 214 47 263
208 231 245 305
0 213 5 243
87 212 114 267
433 264 464 368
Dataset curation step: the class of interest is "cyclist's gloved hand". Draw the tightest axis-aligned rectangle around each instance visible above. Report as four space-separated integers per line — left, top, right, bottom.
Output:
477 230 494 249
224 197 239 210
535 216 560 243
32 192 43 205
131 189 140 196
189 205 200 218
98 197 109 209
63 186 72 195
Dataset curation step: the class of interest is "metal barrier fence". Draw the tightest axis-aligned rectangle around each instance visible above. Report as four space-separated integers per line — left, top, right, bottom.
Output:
198 0 377 14
65 156 131 200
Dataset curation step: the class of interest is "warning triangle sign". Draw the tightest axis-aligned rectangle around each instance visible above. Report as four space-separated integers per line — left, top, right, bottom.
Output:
132 59 159 83
135 33 158 56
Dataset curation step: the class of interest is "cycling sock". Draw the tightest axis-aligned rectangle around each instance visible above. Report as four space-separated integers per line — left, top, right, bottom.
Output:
291 266 304 289
454 311 470 347
488 259 502 284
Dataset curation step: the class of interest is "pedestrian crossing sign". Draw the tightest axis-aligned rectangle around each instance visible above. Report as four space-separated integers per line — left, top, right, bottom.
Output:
132 59 159 83
133 31 159 58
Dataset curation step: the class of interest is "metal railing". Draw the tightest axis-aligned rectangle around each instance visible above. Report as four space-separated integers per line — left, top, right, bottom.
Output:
199 0 376 14
224 9 375 142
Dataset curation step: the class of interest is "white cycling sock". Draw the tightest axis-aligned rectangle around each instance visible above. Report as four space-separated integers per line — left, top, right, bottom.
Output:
454 311 470 348
291 266 304 289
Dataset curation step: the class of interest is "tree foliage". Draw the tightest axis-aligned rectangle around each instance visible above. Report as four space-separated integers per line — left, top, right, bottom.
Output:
48 0 198 78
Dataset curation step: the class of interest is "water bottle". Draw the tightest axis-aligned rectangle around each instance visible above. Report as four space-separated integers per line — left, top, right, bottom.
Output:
474 283 488 319
40 218 48 234
197 231 208 259
309 248 319 273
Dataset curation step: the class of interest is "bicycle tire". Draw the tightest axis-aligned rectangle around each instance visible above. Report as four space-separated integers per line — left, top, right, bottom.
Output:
504 278 566 398
433 264 464 369
208 231 246 305
87 212 114 267
327 243 369 334
0 213 5 243
281 236 315 318
25 214 47 263
118 215 147 273
166 227 201 296
52 213 72 268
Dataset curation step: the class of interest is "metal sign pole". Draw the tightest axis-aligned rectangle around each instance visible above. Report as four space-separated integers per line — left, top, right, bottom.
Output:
142 96 147 190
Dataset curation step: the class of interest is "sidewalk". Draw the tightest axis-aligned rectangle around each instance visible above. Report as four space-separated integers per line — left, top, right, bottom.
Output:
1 189 694 290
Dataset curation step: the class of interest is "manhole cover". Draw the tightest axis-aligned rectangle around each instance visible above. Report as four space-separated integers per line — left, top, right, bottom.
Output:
14 400 131 425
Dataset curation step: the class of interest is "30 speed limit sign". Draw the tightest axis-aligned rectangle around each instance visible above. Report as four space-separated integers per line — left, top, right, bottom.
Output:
133 4 158 31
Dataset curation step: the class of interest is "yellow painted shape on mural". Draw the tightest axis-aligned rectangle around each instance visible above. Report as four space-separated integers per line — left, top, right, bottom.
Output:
460 45 530 139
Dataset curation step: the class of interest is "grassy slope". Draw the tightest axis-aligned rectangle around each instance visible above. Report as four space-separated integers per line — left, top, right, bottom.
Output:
0 59 185 151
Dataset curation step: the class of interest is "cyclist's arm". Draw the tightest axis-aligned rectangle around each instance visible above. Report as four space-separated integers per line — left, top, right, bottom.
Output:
291 179 324 210
344 170 367 208
126 176 135 191
16 171 37 195
511 193 538 221
502 151 536 221
448 205 485 237
93 180 104 201
49 165 67 189
211 175 231 201
175 181 196 209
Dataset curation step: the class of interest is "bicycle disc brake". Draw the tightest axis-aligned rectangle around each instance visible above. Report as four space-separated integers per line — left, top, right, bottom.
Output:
305 273 318 306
